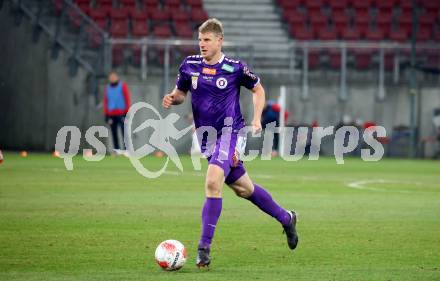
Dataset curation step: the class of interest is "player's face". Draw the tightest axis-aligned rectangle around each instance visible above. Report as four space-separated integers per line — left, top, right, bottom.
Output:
198 32 223 61
108 73 119 84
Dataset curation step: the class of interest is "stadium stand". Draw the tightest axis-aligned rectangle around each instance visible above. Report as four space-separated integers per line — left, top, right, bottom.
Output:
277 0 437 42
275 0 438 70
69 0 208 41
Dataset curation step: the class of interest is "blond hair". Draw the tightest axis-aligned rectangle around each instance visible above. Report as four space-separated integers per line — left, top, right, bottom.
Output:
198 18 224 37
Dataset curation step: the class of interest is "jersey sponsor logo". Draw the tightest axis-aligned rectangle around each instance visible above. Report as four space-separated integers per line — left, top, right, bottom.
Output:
202 75 213 81
192 76 198 89
202 67 217 75
216 77 228 89
190 72 200 76
221 64 234 73
187 60 201 64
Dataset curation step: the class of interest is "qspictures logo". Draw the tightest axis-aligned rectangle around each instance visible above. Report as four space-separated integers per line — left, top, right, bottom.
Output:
55 102 386 178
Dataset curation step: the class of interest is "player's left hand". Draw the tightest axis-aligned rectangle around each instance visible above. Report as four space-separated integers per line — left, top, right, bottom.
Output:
251 119 262 134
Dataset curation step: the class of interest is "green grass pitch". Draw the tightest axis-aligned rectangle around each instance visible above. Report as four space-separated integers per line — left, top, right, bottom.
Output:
0 152 439 280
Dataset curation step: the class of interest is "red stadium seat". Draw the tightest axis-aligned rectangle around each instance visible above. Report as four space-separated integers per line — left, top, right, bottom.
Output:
277 0 302 10
97 0 112 7
354 49 373 70
120 0 136 8
419 14 436 31
132 45 142 66
153 24 173 38
329 49 341 69
144 0 160 9
310 12 328 33
191 8 209 25
164 0 182 9
175 22 194 38
150 8 171 22
416 28 432 42
78 4 90 15
376 12 392 31
75 0 91 5
365 28 385 41
423 1 440 16
305 0 323 12
308 49 321 69
305 0 324 14
285 11 307 29
110 20 129 38
351 0 373 10
398 14 412 34
186 0 204 8
283 9 306 23
384 51 395 71
94 19 107 30
389 28 409 42
318 28 338 40
332 10 349 30
354 19 369 38
425 49 440 68
89 8 108 21
398 0 412 10
291 26 315 40
376 0 395 14
112 46 124 66
328 0 348 10
130 9 149 21
132 21 149 38
171 8 190 24
341 27 361 40
434 30 440 42
110 8 129 21
355 8 370 22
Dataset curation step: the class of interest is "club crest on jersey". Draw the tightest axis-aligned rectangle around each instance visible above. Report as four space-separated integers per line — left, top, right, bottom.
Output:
192 76 198 89
202 68 216 75
216 77 228 89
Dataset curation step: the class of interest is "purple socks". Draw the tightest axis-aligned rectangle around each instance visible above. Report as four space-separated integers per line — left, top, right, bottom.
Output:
198 197 222 249
198 185 290 249
247 184 291 226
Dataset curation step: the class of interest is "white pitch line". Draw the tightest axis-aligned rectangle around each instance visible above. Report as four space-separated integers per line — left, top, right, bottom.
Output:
346 179 417 193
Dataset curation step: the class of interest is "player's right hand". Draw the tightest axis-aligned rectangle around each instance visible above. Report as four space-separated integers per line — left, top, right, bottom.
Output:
162 94 174 109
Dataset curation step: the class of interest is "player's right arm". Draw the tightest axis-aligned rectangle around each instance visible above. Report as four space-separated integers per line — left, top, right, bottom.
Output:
162 88 187 109
163 58 192 109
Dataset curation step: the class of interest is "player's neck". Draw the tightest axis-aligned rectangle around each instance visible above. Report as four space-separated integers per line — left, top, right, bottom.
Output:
203 52 223 65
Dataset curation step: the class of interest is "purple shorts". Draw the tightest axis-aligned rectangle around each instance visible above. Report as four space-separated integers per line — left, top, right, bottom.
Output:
206 133 246 185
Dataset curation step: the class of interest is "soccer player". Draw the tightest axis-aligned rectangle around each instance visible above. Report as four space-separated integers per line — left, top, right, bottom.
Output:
162 18 298 267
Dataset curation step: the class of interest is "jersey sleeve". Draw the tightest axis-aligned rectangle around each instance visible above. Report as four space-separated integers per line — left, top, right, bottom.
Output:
176 60 191 92
239 62 260 90
122 82 131 114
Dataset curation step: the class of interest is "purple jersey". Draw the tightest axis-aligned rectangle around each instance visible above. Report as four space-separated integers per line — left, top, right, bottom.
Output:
176 54 260 133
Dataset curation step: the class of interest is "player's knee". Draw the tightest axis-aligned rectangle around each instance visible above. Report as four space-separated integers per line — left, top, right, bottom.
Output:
205 177 222 195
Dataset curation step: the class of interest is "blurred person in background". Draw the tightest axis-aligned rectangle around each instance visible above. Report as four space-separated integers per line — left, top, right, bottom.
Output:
104 71 131 153
262 99 289 156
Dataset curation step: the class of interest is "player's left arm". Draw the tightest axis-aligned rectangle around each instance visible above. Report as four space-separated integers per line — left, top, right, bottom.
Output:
122 82 131 114
251 83 265 134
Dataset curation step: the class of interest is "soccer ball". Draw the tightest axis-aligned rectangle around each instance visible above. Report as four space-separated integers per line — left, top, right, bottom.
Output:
154 240 187 271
